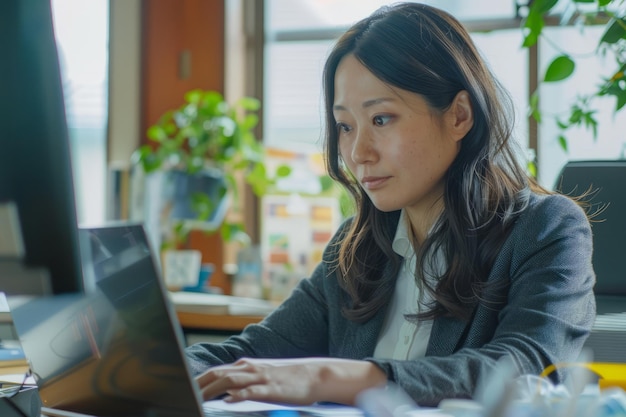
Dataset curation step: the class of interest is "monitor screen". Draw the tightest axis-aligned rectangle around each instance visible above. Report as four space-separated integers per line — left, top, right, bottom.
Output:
554 160 626 297
0 0 84 295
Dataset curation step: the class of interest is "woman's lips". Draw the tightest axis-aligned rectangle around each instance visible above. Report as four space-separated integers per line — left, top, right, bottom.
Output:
360 176 391 190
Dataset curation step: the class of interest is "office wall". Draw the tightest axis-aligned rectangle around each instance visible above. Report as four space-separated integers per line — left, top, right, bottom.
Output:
108 0 142 167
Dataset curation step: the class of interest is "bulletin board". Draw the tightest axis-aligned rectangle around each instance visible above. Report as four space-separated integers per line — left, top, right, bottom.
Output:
260 194 341 301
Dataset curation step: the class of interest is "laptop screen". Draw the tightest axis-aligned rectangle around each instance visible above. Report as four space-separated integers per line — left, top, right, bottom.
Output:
10 224 204 417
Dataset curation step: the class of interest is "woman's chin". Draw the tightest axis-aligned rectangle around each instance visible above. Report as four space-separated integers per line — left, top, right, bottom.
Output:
371 201 402 213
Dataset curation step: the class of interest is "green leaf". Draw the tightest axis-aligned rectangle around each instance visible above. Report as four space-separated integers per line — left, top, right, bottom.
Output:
544 55 575 82
556 119 569 130
241 114 259 131
164 121 177 135
522 10 544 48
147 125 168 142
558 135 568 152
529 91 541 123
190 192 215 221
142 158 162 173
600 18 626 44
531 108 542 123
572 0 594 3
276 165 292 178
584 112 598 138
225 173 239 205
246 163 270 196
522 0 558 47
616 92 626 111
319 175 335 192
220 223 232 241
598 0 612 6
527 161 537 178
237 97 261 111
533 0 559 14
185 89 203 104
569 107 583 124
220 222 247 243
202 91 225 108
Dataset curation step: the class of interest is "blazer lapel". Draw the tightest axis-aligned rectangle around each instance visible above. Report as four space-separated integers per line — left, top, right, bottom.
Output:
344 308 387 358
339 253 399 358
426 315 469 356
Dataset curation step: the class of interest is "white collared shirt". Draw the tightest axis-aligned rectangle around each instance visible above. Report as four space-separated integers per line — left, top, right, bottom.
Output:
373 210 443 360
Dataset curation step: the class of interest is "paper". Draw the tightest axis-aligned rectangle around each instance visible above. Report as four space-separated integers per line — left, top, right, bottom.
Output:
0 373 36 385
0 292 11 323
202 400 363 416
169 292 276 316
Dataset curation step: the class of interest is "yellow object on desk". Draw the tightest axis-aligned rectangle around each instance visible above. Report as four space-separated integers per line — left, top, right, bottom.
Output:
541 362 626 390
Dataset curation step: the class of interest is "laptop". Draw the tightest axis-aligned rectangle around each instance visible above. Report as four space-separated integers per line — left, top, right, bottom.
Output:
10 224 361 417
9 223 212 417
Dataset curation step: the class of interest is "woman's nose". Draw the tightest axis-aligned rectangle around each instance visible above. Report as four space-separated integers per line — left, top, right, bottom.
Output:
350 129 377 164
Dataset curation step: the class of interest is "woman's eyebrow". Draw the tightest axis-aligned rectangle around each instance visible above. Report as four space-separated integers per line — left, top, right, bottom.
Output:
333 97 395 111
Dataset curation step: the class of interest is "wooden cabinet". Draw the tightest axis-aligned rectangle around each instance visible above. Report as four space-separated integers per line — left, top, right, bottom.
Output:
140 0 225 138
140 0 229 292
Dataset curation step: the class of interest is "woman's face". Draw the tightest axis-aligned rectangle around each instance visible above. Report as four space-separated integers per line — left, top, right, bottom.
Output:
333 54 469 220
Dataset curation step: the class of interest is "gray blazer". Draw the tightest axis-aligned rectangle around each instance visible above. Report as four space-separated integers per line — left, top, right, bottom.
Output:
185 193 596 406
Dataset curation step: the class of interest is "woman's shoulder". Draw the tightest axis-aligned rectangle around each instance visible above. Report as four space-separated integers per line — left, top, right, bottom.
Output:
525 191 588 220
511 191 591 240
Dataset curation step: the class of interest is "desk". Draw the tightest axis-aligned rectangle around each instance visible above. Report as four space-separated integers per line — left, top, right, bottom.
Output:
176 311 266 345
176 311 264 332
170 291 272 340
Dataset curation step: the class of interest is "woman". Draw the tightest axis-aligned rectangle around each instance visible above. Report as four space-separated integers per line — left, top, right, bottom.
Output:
185 2 595 407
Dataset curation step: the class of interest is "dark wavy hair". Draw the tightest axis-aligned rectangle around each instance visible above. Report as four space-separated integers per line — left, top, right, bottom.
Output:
323 2 544 323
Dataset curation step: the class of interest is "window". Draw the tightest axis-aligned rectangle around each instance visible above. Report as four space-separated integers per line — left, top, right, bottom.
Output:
263 1 528 166
51 0 109 225
538 25 626 188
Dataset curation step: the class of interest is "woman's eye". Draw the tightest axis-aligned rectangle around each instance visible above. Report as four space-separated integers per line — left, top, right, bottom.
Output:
336 122 352 134
373 115 392 126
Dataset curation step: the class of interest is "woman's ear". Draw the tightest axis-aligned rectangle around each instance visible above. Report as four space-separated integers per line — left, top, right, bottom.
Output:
448 90 474 142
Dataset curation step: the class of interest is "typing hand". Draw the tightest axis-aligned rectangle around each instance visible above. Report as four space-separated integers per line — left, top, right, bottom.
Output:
195 357 387 406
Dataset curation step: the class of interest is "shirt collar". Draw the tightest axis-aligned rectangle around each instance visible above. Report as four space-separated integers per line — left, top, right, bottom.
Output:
392 210 412 258
392 209 442 259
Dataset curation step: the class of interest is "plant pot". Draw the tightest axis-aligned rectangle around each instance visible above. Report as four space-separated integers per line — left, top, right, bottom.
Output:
130 166 230 258
161 168 230 230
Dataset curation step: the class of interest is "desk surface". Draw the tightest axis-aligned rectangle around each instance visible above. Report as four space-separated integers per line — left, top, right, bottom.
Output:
176 311 264 332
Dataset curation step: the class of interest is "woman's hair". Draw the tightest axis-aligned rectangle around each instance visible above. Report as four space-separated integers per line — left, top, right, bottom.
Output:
323 2 542 322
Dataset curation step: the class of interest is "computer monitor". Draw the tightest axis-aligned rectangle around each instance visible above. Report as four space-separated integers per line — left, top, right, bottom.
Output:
554 160 626 298
0 0 84 295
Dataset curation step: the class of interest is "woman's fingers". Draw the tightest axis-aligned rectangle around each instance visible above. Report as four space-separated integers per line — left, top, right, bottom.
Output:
222 364 318 404
194 358 386 405
195 359 314 403
197 362 269 400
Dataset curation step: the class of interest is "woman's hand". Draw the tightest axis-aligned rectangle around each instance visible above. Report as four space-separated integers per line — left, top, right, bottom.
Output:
195 357 387 406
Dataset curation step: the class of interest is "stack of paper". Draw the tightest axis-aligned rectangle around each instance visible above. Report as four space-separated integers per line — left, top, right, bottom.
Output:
0 292 29 376
168 291 276 316
0 291 12 324
0 340 28 376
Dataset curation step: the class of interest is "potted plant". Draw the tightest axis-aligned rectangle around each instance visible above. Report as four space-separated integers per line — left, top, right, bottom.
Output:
132 89 290 249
